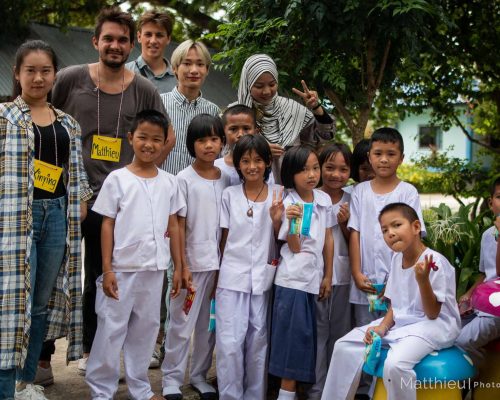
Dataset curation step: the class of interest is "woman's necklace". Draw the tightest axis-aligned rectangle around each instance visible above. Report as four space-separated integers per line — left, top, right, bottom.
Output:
243 182 265 217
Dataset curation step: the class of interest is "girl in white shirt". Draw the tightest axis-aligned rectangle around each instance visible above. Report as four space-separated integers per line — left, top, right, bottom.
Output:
161 114 230 400
269 146 334 400
308 143 353 399
216 134 283 400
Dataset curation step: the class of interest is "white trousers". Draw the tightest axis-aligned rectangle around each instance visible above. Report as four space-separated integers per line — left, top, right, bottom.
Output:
86 271 163 400
308 284 352 400
216 288 270 400
321 325 434 400
455 315 500 367
161 271 216 388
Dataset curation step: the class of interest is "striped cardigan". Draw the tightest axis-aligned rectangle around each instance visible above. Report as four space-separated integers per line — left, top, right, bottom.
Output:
0 96 92 369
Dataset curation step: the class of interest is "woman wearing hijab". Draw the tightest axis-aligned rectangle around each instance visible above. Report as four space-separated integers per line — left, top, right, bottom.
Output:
237 54 335 182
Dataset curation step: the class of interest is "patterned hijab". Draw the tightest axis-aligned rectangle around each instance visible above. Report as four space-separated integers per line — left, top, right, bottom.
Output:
237 54 312 147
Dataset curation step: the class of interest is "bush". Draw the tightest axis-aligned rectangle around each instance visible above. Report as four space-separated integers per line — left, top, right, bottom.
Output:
423 203 493 297
397 163 442 193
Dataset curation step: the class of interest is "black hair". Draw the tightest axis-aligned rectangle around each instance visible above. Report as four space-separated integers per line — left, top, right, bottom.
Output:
233 134 272 182
378 202 419 223
490 176 500 196
12 40 58 101
94 6 135 43
280 145 317 189
130 109 169 139
186 114 225 158
221 104 257 126
318 143 352 169
351 139 370 182
369 127 405 154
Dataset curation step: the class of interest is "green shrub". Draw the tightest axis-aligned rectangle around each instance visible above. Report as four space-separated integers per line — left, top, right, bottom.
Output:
397 163 442 193
423 203 493 297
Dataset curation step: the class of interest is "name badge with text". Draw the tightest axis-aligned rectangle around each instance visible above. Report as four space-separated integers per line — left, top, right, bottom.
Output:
34 159 63 193
91 135 121 162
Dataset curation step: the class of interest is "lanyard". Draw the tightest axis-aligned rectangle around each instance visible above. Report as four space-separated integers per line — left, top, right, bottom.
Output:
96 63 125 138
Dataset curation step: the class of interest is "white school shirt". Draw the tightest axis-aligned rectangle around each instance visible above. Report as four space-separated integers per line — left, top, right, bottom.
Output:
92 167 182 272
477 226 499 317
177 165 231 272
383 248 461 348
332 189 351 286
348 181 426 304
214 157 275 186
218 183 282 294
479 226 498 281
275 189 334 295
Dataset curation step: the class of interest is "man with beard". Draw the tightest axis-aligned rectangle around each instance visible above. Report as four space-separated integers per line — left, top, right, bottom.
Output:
40 6 171 377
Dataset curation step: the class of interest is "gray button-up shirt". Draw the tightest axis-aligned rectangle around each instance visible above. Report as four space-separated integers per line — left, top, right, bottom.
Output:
126 55 177 94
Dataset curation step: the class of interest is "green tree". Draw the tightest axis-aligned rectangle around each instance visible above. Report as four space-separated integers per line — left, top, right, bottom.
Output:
390 0 500 155
0 0 226 42
209 0 444 145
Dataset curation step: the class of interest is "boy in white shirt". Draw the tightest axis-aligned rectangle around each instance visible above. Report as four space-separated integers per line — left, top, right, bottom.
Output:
322 203 461 400
86 110 182 400
456 176 500 366
349 128 425 327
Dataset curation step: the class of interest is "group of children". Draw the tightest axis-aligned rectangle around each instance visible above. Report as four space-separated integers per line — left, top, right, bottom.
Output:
84 103 500 400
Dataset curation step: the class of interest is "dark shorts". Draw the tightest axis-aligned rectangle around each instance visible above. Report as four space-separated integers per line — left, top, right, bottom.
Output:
269 285 317 383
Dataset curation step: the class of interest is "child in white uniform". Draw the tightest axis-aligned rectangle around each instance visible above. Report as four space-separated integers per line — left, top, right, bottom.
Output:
161 114 230 400
216 134 283 400
456 177 500 366
349 128 425 327
308 143 353 399
86 110 182 400
269 146 334 400
215 104 274 186
322 203 461 400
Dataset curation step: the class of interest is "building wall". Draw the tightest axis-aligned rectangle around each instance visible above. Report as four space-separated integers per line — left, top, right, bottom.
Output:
396 107 472 162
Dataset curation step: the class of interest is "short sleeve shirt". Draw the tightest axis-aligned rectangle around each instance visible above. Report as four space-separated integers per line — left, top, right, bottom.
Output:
218 183 282 294
383 248 461 348
92 167 182 271
274 189 334 294
479 226 498 281
176 165 231 272
51 65 167 202
332 190 351 285
348 180 426 304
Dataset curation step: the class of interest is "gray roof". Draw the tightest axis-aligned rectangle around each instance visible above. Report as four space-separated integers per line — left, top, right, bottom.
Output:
0 22 236 107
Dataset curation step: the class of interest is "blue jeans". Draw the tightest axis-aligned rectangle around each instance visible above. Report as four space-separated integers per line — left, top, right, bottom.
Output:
0 196 67 398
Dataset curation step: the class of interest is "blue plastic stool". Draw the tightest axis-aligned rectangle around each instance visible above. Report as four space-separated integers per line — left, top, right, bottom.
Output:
474 338 500 399
371 346 476 400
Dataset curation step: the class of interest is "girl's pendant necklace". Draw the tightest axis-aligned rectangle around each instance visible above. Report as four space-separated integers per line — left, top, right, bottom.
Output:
243 182 265 217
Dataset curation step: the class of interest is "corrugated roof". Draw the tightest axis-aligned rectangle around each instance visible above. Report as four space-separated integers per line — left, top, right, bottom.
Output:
0 23 236 107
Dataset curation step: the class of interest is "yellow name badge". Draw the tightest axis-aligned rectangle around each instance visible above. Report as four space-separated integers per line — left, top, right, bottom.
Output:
34 159 63 193
91 135 122 162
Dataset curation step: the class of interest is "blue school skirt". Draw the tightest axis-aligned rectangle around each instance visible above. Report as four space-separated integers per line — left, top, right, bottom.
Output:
269 285 317 383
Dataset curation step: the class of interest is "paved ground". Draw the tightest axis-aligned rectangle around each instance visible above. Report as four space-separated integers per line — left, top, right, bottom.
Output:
40 192 470 399
43 339 217 399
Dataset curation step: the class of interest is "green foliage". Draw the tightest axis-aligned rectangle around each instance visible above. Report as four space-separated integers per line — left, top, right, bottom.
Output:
390 0 500 155
397 163 442 194
208 0 443 144
411 152 492 210
0 1 226 43
423 203 492 297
